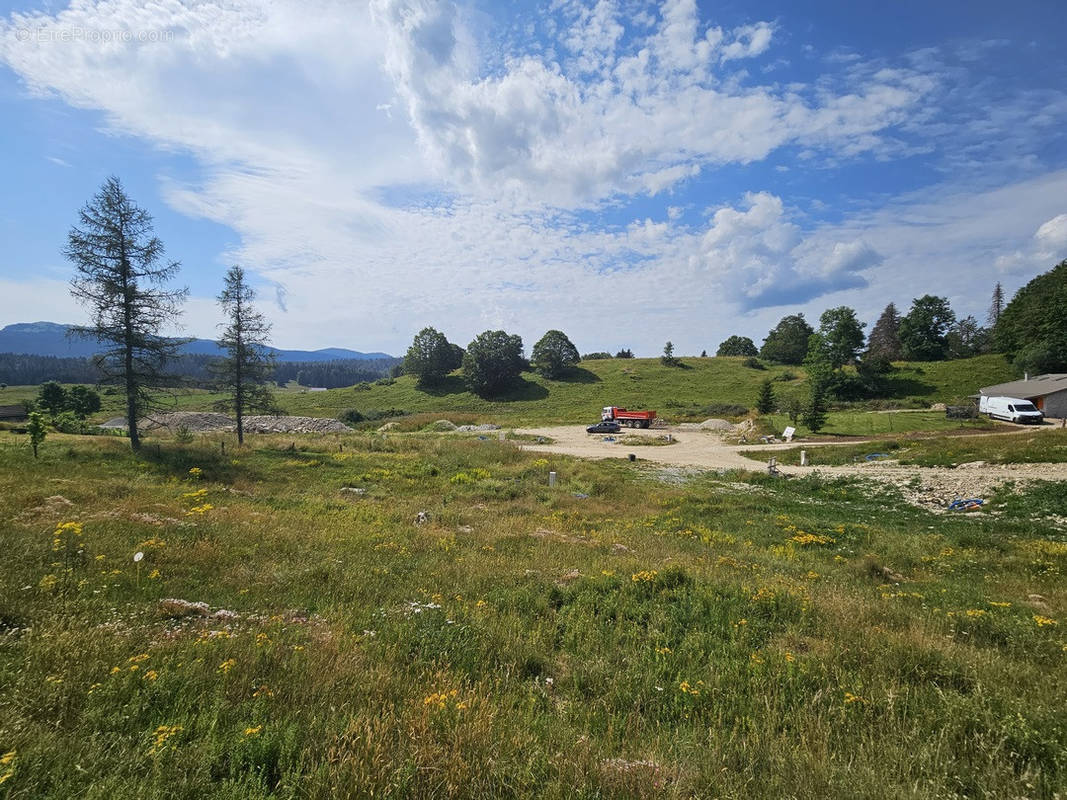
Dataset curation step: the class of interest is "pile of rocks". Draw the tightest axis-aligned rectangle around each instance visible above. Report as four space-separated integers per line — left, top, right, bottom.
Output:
133 412 349 434
242 415 350 434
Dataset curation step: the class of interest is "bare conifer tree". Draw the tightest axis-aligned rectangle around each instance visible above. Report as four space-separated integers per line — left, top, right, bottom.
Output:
66 176 188 451
988 282 1005 328
214 266 275 444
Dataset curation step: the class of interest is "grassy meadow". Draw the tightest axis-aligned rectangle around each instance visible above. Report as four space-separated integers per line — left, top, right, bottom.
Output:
0 352 1019 430
1 427 1065 798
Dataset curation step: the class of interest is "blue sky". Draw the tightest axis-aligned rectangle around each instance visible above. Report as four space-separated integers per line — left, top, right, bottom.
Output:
0 0 1065 355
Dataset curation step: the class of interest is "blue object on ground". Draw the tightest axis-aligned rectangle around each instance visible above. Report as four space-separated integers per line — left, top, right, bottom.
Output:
947 498 984 511
865 453 891 460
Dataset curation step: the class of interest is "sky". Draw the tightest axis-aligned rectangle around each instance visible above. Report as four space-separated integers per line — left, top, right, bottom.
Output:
0 0 1065 356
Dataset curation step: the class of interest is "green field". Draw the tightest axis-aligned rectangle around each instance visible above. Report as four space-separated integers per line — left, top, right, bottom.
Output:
0 353 1019 430
746 428 1067 467
1 429 1064 798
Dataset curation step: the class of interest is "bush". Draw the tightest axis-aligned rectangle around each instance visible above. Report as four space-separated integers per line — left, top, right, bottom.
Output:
742 357 764 370
774 371 797 382
582 352 612 360
338 409 365 426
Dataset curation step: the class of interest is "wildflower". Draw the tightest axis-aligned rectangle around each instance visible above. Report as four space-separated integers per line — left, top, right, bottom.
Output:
844 692 866 705
181 489 208 500
1034 615 1058 627
188 467 202 479
218 658 236 673
128 653 150 664
655 646 672 655
109 666 121 675
88 682 102 694
475 599 487 608
94 554 106 561
45 674 63 684
751 586 776 602
789 532 834 546
423 688 466 710
989 601 1011 608
734 618 747 628
750 652 764 664
678 681 701 696
965 609 986 618
148 724 183 756
253 685 274 699
0 749 14 785
185 503 213 516
631 570 658 583
38 574 58 591
255 633 270 647
243 726 262 737
148 569 161 580
143 670 159 682
292 645 304 652
784 652 796 663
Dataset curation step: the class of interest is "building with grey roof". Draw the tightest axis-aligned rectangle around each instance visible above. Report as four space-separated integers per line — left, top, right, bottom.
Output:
978 374 1067 418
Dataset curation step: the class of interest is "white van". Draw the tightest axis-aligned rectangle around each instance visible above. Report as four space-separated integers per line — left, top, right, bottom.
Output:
979 395 1044 424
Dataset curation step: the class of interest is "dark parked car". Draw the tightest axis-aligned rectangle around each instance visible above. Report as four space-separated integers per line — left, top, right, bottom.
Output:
586 421 621 434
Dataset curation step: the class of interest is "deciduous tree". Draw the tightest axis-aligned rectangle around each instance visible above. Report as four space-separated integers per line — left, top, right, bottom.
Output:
818 306 865 368
716 335 758 357
462 330 525 397
899 295 955 361
531 330 580 378
760 314 813 365
404 327 457 387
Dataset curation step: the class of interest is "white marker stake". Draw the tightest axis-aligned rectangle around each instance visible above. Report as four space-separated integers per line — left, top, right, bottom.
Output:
134 551 144 587
549 471 557 487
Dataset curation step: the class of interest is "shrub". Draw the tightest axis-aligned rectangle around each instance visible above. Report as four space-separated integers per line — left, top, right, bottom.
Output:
338 409 365 426
742 357 764 370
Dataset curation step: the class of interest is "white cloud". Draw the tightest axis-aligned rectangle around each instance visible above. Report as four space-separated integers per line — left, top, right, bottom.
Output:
1035 213 1067 258
0 0 1064 358
370 0 931 205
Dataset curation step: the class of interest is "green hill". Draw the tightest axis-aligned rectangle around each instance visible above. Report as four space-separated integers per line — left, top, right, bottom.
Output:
274 354 1017 426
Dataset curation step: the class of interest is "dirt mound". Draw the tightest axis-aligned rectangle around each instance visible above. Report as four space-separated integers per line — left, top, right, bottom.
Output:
699 418 735 431
142 412 233 432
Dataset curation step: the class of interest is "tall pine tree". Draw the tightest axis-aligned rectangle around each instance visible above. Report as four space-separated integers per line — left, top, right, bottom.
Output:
66 176 188 451
866 303 903 362
214 266 275 444
988 282 1005 329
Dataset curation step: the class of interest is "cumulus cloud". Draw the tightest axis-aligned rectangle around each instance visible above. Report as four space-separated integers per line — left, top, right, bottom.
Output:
1035 213 1067 259
696 192 880 309
370 0 932 205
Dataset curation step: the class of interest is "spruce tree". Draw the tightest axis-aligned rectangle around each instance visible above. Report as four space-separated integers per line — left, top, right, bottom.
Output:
988 282 1005 329
866 303 903 362
214 266 275 445
755 379 775 414
66 177 188 451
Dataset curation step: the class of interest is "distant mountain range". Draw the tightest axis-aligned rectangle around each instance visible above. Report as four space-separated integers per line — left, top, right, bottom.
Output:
0 322 394 362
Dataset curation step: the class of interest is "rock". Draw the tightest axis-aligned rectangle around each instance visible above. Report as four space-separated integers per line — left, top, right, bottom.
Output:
456 525 474 534
1027 594 1050 611
611 543 632 553
455 424 501 432
558 569 582 583
956 461 988 469
340 487 366 497
414 511 431 525
158 598 210 619
377 422 399 432
699 418 734 431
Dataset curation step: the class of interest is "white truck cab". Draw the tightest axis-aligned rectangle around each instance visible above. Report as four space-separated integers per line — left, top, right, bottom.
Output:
979 395 1044 424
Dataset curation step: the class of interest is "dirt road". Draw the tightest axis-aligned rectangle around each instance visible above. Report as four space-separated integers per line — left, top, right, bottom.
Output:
515 425 1067 512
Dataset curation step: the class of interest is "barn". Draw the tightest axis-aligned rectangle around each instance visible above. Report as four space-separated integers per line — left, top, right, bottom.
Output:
978 374 1067 419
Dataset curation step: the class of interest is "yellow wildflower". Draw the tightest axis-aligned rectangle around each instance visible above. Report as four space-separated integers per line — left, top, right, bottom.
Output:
243 726 262 737
1034 615 1058 627
218 658 236 673
631 570 658 583
143 670 159 682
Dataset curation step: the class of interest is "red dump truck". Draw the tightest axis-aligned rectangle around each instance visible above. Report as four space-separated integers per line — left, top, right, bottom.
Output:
601 406 657 428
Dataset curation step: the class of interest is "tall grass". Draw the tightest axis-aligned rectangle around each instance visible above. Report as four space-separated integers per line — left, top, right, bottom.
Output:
0 429 1063 798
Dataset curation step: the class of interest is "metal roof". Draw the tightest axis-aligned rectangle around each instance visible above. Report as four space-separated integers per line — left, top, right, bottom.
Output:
978 373 1067 398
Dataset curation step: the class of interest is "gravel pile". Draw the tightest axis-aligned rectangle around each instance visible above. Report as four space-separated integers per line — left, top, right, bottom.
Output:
241 415 350 434
455 424 501 432
135 412 350 434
